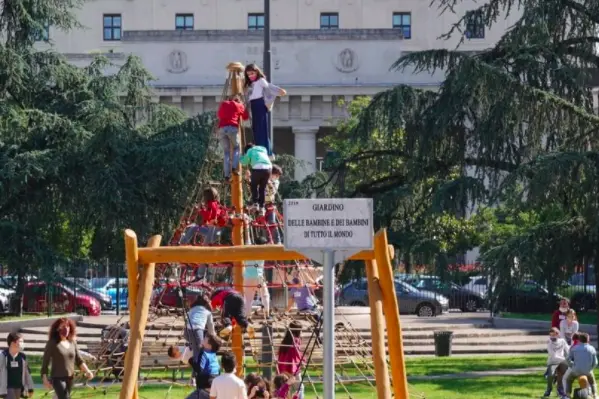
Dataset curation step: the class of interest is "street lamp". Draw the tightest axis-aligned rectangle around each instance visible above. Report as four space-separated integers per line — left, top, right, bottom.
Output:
263 0 273 155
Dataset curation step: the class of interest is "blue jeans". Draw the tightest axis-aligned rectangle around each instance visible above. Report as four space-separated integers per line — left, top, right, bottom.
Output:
180 224 220 245
219 126 240 178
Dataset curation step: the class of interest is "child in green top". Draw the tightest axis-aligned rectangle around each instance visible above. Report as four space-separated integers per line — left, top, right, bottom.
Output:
241 143 272 215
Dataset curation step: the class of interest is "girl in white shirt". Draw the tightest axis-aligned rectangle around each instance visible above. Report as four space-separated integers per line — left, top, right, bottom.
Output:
560 309 580 345
244 64 286 157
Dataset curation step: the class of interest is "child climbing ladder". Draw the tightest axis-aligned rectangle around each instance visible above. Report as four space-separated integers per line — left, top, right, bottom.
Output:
244 64 286 157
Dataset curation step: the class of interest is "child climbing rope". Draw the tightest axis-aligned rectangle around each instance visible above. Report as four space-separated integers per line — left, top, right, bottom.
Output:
180 187 224 245
241 143 272 215
265 165 283 244
217 95 249 180
276 321 305 399
244 63 286 157
210 287 254 339
186 294 217 359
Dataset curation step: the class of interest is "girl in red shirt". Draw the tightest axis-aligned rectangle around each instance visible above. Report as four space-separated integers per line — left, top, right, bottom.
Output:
180 188 225 246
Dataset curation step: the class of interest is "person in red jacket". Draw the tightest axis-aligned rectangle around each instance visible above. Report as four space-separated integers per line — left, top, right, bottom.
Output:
180 187 224 246
552 298 571 329
210 287 253 339
217 95 250 180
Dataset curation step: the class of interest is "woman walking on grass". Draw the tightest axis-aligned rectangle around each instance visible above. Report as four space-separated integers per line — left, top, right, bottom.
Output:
41 318 94 399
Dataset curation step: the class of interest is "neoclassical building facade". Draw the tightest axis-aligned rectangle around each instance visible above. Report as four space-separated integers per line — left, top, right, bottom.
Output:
37 0 525 180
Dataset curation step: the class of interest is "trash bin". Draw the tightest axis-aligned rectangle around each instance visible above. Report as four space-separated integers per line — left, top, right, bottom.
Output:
433 331 453 357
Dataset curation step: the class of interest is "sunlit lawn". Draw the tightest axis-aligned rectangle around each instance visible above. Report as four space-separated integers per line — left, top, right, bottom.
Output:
33 374 564 399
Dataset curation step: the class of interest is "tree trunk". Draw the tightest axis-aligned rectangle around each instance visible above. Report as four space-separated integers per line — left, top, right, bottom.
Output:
404 252 412 274
13 271 24 316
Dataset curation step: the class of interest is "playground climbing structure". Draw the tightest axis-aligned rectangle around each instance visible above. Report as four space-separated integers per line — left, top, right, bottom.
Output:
78 63 421 399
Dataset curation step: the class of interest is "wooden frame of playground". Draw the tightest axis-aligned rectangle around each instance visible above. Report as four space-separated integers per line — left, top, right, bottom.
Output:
119 63 409 399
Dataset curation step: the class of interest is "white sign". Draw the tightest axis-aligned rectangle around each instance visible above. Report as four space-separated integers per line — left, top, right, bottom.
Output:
283 199 373 260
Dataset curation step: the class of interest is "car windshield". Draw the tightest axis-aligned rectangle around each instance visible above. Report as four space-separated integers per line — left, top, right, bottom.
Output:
396 280 418 293
90 278 111 289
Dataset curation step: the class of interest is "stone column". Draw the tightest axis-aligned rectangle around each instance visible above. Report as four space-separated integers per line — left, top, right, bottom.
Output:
593 88 598 114
293 126 319 181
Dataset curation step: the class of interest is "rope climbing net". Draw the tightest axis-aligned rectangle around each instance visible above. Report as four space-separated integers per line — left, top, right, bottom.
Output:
64 63 426 399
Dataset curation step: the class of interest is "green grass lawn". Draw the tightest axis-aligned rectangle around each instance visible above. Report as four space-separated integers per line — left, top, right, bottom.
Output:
502 311 598 325
25 354 549 384
32 374 565 399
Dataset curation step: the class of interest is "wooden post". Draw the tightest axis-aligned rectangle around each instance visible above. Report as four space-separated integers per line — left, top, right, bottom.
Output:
374 230 409 399
227 62 246 376
365 259 392 399
120 235 162 399
123 230 139 399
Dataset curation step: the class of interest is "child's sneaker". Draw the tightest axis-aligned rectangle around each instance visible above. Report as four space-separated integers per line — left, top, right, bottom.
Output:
542 389 551 397
218 325 233 338
557 388 565 397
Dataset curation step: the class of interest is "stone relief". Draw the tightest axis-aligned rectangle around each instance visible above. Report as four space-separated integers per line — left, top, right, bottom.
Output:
333 48 359 73
166 50 188 74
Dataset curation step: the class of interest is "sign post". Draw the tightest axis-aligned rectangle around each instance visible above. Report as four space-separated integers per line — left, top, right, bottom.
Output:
283 198 373 399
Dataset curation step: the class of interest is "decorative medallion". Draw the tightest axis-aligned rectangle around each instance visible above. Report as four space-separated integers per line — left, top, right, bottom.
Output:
167 50 188 74
334 48 359 73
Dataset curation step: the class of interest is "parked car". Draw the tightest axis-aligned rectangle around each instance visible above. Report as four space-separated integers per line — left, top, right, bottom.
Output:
495 280 563 313
90 278 128 309
152 283 208 308
60 277 112 310
571 291 597 312
338 278 449 317
463 275 490 298
23 281 101 316
404 276 485 312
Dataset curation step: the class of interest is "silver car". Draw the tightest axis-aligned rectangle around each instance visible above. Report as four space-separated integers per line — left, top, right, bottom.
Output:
338 278 449 317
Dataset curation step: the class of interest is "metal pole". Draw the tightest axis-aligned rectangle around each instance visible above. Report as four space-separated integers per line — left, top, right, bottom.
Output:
323 250 335 399
116 264 121 316
263 0 274 155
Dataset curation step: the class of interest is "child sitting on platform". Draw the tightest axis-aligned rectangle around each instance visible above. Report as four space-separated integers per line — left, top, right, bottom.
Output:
180 187 224 245
574 375 592 399
210 287 254 338
265 165 283 244
217 95 249 181
240 143 272 216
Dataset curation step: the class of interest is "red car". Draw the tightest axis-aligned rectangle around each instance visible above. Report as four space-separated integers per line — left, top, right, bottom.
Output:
152 283 209 308
23 281 101 316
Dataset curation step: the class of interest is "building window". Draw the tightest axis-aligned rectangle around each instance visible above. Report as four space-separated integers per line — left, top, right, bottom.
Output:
103 14 122 41
175 14 194 30
33 23 50 41
320 13 339 29
465 10 484 39
248 13 264 30
392 12 411 39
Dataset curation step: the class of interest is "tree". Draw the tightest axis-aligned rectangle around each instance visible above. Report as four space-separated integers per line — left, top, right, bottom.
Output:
0 0 215 313
331 0 599 322
321 97 483 278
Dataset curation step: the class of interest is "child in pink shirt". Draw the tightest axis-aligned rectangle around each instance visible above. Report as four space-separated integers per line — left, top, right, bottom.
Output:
276 321 304 399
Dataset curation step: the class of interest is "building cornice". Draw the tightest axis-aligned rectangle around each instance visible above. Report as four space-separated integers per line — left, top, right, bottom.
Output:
123 29 405 43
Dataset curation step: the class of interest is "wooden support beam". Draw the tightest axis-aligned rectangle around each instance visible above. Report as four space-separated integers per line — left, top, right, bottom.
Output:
120 235 161 399
136 244 388 264
365 259 392 399
123 229 139 399
374 230 409 399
